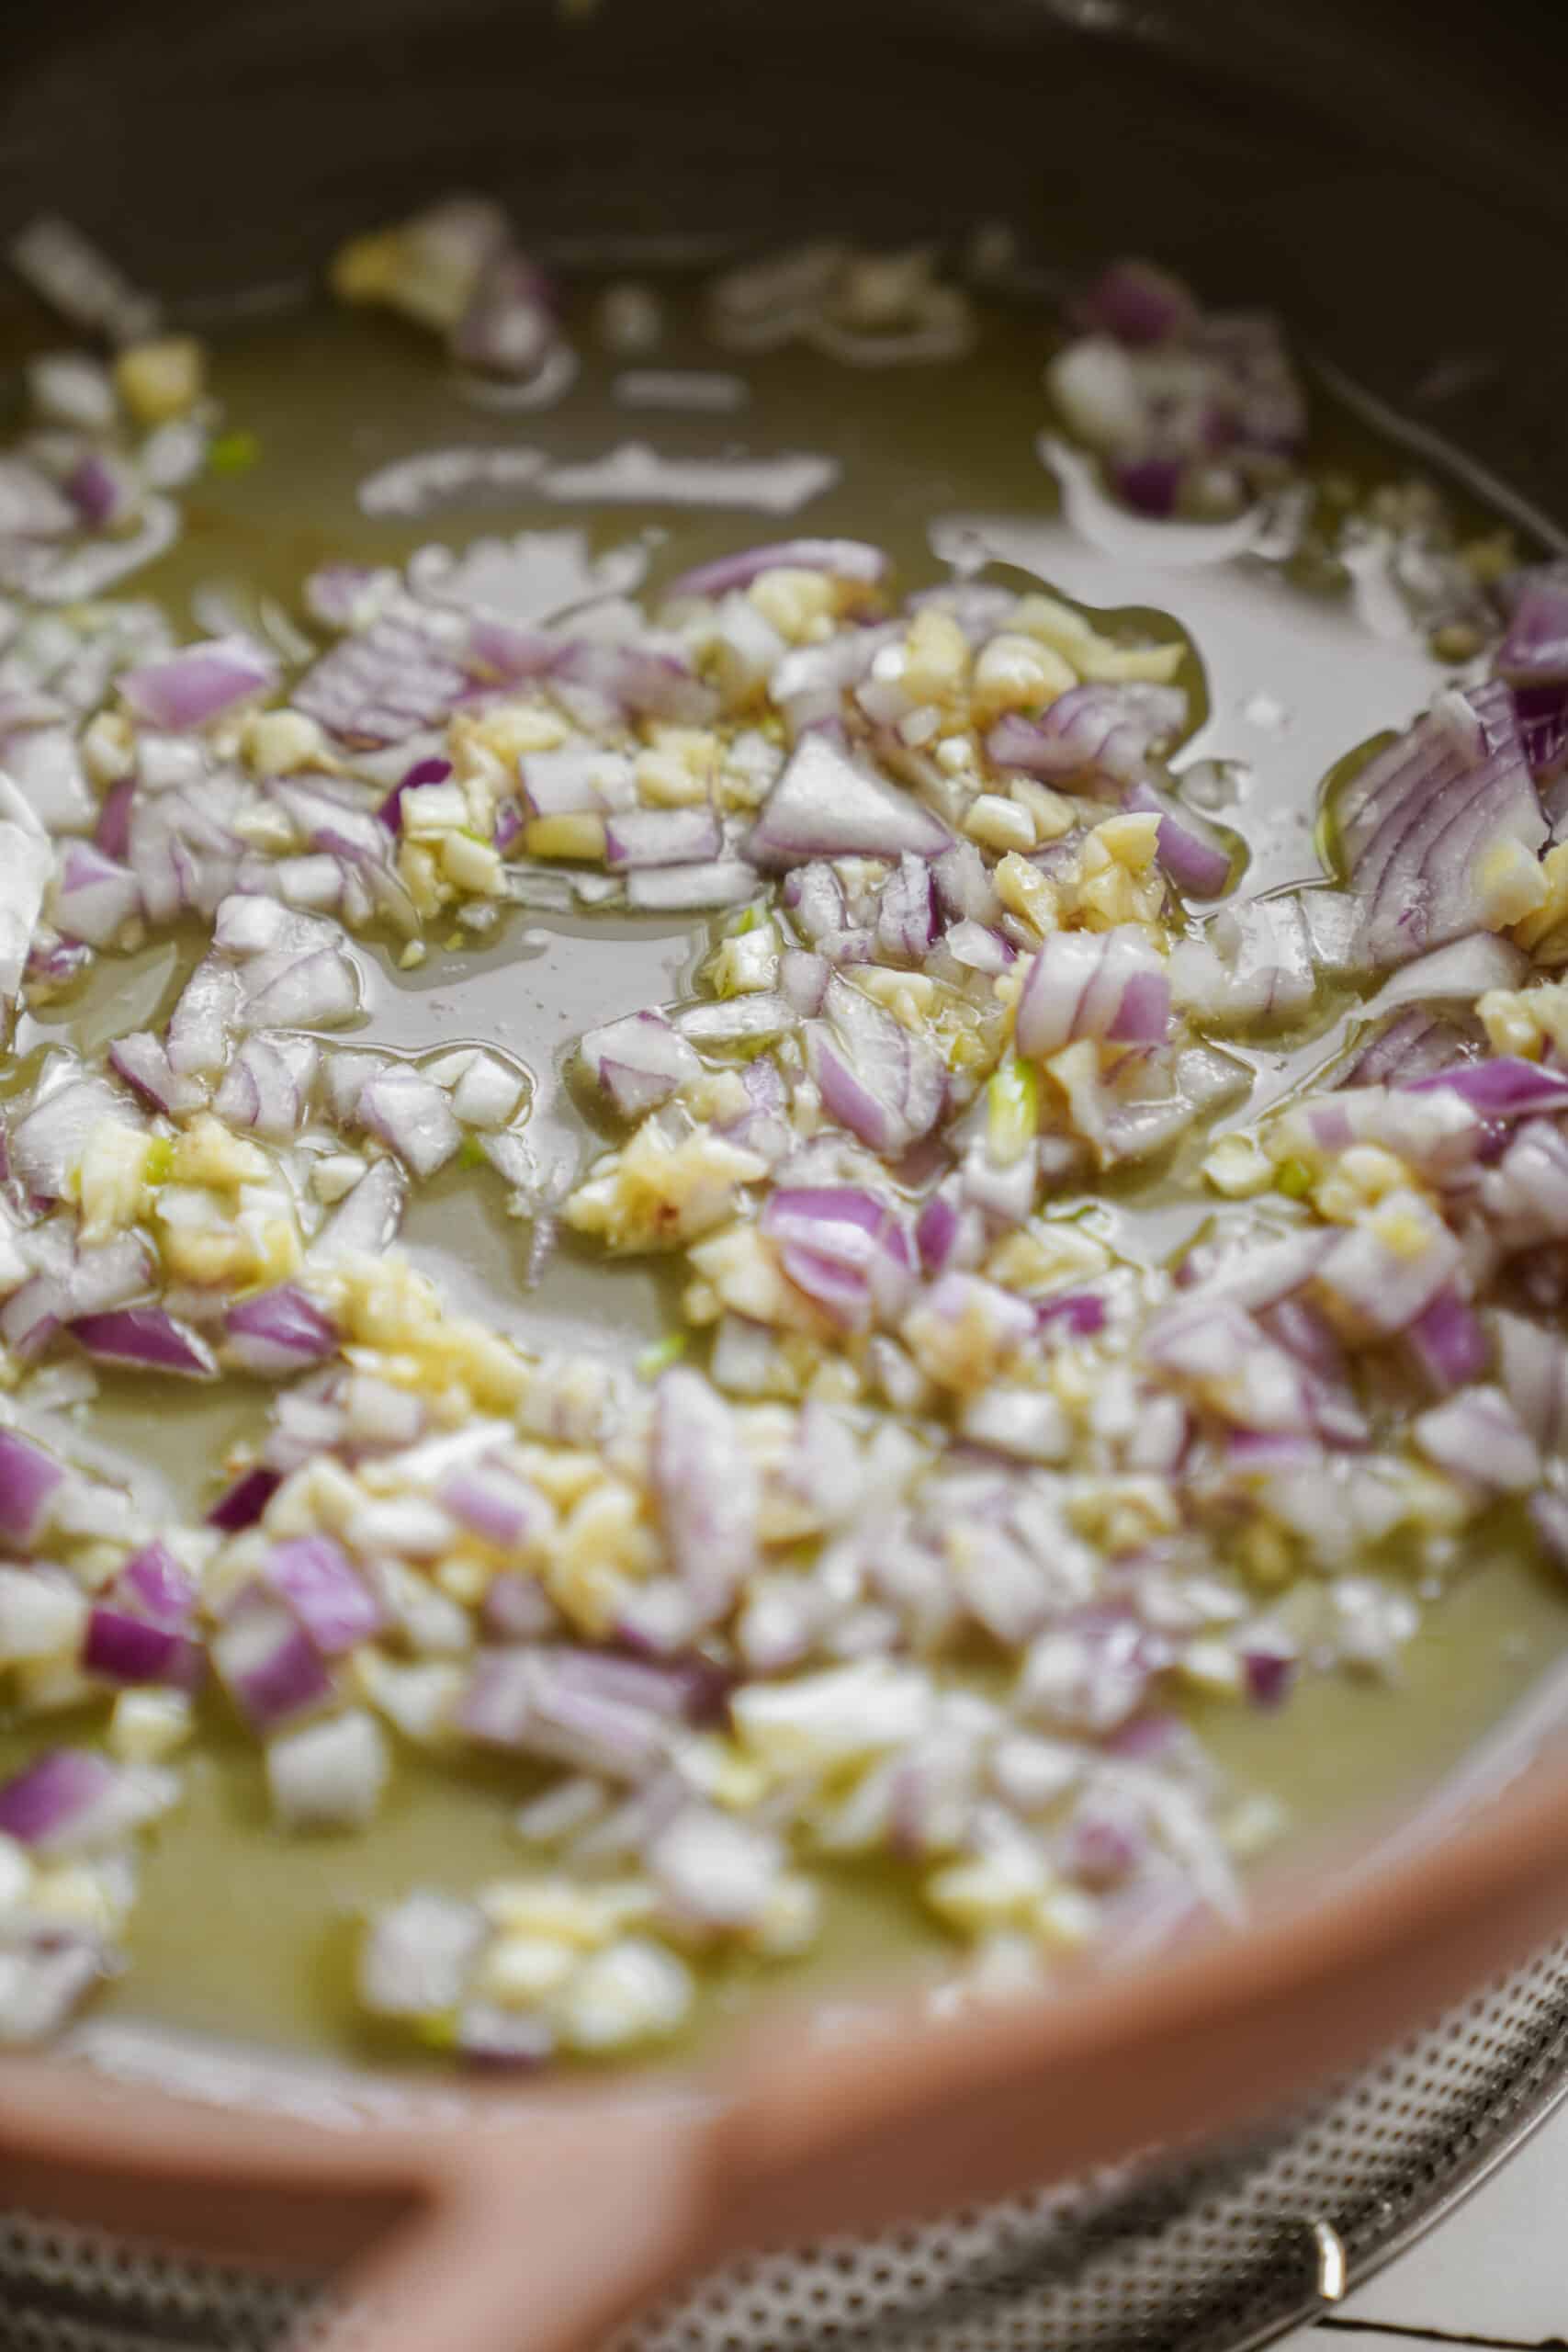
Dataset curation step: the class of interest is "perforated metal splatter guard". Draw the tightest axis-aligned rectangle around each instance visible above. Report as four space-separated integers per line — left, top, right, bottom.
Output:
3 1937 1566 2352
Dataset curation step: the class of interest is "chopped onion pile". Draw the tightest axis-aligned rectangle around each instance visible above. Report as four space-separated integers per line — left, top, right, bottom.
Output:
0 212 1565 2071
1048 258 1307 519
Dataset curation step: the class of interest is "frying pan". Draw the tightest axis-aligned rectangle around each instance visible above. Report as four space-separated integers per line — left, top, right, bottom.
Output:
3 2 1568 2345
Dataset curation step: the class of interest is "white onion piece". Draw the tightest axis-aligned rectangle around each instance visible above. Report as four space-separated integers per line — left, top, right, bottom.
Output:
746 732 950 868
309 1157 407 1266
267 1708 389 1831
624 859 755 911
0 768 52 998
4 726 96 833
10 1071 126 1199
357 1069 462 1180
1415 1385 1540 1494
580 1010 700 1117
359 1891 486 2017
653 1366 759 1626
52 841 140 946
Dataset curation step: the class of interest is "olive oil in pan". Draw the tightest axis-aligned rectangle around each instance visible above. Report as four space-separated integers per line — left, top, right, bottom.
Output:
2 279 1562 2062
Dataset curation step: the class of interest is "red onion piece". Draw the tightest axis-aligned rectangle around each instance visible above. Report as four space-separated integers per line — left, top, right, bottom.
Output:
440 1461 549 1552
876 854 938 961
1494 1312 1568 1454
807 972 946 1155
624 858 756 911
294 614 470 748
380 753 453 832
108 1032 202 1116
1037 1290 1109 1339
119 637 276 731
667 538 887 604
1404 1056 1568 1117
1337 683 1546 967
580 1010 701 1117
93 776 135 861
225 1285 338 1375
0 1428 68 1551
113 1540 196 1627
1077 258 1200 346
604 804 721 870
1122 779 1235 897
988 684 1186 785
265 1534 386 1656
310 1157 407 1265
1016 925 1170 1057
1314 1200 1464 1337
83 1605 202 1690
457 1645 673 1778
213 1589 334 1731
653 1366 759 1626
53 841 141 947
0 1747 171 1853
1406 1288 1490 1393
480 1569 558 1641
10 1074 125 1200
1496 565 1568 688
71 1307 217 1380
206 1464 282 1532
1414 1385 1540 1493
746 732 950 869
558 637 717 726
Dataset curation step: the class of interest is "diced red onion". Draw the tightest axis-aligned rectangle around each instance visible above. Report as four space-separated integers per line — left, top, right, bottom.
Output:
107 1032 201 1116
265 1535 386 1656
580 1009 701 1117
1077 259 1200 347
0 1428 67 1551
0 1747 171 1854
1406 1288 1490 1393
604 804 721 870
441 1460 549 1552
667 538 887 604
653 1366 759 1626
225 1285 339 1375
70 1307 217 1379
206 1464 282 1532
113 1540 196 1627
380 753 453 832
310 1156 407 1265
625 858 757 911
295 614 470 748
214 1588 334 1731
747 732 950 869
1496 565 1568 688
120 637 276 731
1122 778 1234 897
1404 1056 1568 1117
480 1569 558 1641
83 1605 201 1690
1337 683 1545 967
52 841 140 947
988 684 1187 785
1414 1385 1540 1493
1016 925 1170 1057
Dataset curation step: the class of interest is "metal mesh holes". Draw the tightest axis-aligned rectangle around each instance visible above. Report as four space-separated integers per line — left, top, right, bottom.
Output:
5 1937 1568 2352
